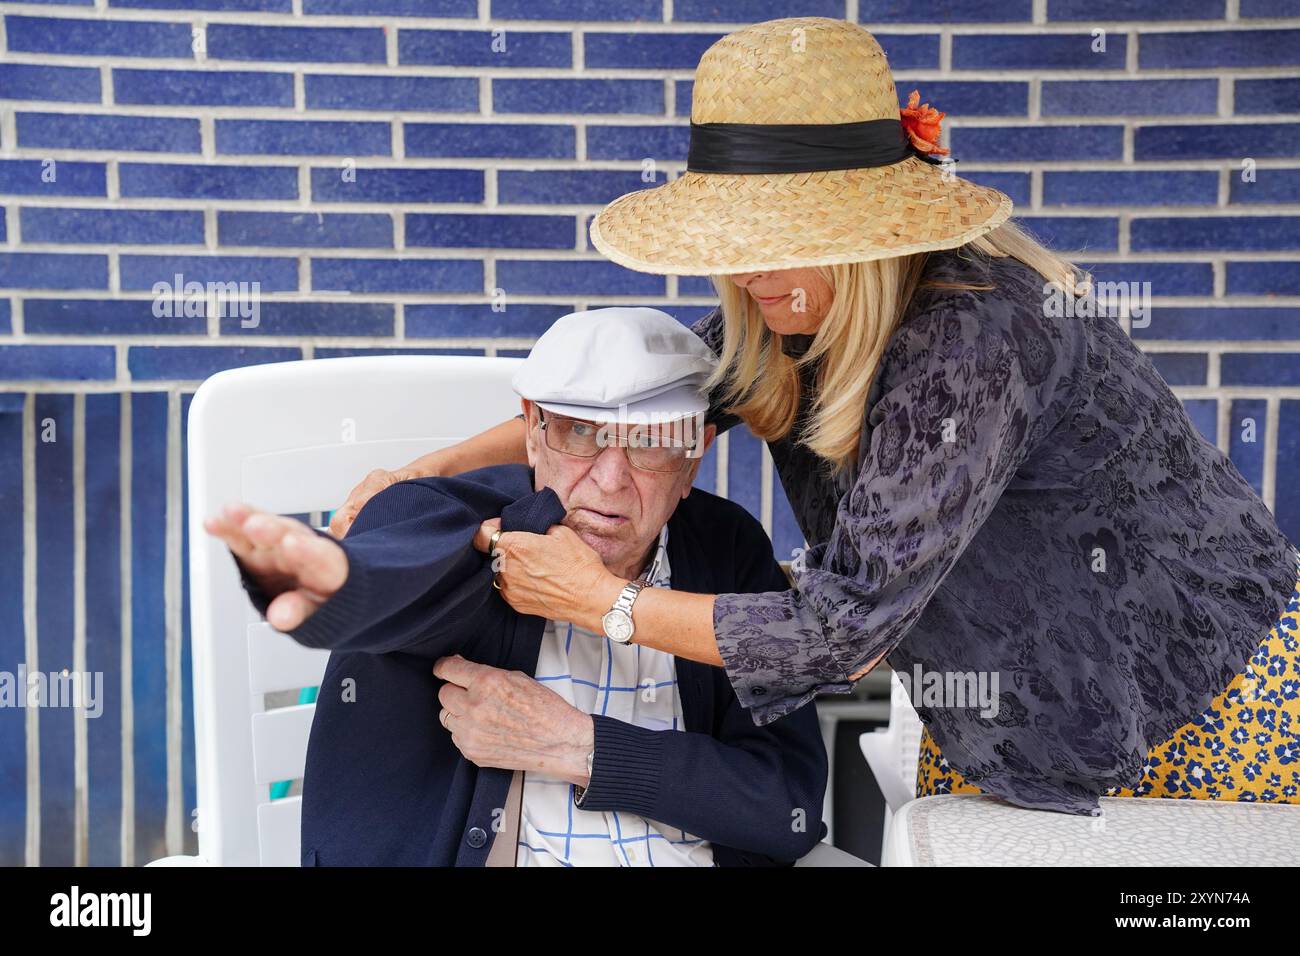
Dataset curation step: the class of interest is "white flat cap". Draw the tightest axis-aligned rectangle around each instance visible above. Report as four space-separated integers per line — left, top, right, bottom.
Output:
512 307 718 423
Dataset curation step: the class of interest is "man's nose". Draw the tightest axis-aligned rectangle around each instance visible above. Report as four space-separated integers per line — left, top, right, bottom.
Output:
586 442 635 489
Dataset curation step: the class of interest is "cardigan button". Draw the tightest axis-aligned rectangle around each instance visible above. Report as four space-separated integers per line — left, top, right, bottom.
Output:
466 826 487 848
751 686 767 696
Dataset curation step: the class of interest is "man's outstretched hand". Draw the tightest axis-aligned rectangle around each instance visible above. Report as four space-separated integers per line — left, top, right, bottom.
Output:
204 502 348 632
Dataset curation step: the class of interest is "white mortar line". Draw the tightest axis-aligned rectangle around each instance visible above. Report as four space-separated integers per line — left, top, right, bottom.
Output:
1217 380 1232 451
760 441 773 538
714 431 728 499
23 393 38 867
1263 395 1279 512
73 393 88 868
164 388 183 856
119 391 134 867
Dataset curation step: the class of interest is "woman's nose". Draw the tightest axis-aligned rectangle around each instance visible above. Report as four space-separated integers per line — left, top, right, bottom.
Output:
730 272 765 288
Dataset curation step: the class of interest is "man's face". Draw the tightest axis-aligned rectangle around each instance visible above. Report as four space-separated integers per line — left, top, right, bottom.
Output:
522 400 716 576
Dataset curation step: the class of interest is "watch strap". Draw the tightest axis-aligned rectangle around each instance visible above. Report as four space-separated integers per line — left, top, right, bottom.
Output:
614 579 647 614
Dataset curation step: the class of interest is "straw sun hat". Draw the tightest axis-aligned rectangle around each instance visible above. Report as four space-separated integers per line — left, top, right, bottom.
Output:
589 17 1014 276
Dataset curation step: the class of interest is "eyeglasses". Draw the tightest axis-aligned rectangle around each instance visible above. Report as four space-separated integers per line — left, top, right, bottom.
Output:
536 409 701 474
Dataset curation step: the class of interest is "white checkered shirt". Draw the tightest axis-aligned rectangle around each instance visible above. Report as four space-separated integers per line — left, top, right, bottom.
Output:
515 524 715 867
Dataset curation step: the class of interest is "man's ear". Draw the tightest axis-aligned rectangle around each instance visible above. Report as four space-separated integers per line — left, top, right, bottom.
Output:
521 399 540 469
681 423 717 498
699 422 717 457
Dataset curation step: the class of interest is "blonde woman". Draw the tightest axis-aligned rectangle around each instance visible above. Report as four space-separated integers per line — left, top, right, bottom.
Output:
334 19 1300 815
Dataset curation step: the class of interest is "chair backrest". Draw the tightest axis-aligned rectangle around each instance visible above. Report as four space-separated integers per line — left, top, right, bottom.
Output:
858 670 925 814
187 355 524 866
887 670 925 800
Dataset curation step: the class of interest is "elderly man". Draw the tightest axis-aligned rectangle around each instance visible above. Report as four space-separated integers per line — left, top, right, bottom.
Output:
205 307 827 867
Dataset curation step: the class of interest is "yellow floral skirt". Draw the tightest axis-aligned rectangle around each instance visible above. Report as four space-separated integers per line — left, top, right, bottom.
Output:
916 575 1300 805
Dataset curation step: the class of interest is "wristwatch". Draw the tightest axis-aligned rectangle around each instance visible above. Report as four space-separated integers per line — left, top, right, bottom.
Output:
601 579 647 644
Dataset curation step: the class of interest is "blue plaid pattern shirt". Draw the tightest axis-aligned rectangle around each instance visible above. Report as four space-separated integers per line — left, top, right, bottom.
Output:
517 525 715 866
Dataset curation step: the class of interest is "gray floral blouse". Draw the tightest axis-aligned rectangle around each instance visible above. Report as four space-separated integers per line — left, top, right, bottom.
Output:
693 245 1299 815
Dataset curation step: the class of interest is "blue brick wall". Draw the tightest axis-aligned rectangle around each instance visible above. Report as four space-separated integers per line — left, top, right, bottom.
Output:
1 1 1299 866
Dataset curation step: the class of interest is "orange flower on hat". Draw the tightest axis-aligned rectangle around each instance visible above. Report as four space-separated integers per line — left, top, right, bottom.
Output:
900 90 950 156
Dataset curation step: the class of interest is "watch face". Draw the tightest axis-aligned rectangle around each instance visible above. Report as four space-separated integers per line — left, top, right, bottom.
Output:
602 609 634 643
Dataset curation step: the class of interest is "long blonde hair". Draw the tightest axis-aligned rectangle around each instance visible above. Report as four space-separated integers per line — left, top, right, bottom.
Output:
705 220 1088 475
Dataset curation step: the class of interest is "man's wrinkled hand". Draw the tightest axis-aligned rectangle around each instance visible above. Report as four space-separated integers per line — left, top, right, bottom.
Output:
433 654 594 787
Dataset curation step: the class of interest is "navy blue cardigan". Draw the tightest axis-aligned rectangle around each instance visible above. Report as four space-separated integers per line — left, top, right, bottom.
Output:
236 464 828 866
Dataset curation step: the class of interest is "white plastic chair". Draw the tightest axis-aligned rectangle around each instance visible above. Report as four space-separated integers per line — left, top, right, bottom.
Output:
858 669 924 860
150 353 870 868
150 355 524 866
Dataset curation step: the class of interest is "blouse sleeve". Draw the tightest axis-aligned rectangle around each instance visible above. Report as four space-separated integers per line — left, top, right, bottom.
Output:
689 306 742 436
712 294 1074 726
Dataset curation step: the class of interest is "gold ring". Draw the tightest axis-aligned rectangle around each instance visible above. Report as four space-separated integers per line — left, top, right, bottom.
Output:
440 709 452 730
489 528 503 557
492 573 503 591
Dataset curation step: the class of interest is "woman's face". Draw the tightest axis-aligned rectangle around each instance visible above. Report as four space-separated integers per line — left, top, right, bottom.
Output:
729 268 834 336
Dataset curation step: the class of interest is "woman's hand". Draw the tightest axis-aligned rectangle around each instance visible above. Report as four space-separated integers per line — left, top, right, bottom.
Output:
475 517 724 665
204 502 347 631
329 417 530 539
474 518 624 632
433 655 594 786
329 465 427 539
